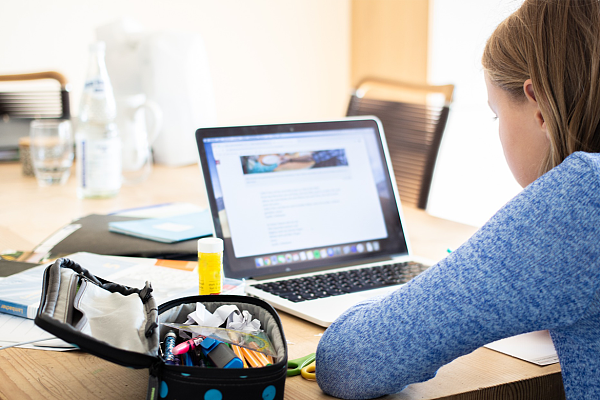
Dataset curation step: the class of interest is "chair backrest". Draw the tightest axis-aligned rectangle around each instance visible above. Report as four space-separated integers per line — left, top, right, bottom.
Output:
0 71 71 160
0 71 71 119
346 78 454 209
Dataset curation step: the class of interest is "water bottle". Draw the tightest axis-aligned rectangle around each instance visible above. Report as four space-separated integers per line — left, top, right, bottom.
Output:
75 41 121 198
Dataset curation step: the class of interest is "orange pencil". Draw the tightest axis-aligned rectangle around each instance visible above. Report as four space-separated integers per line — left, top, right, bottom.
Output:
232 345 249 368
250 348 272 366
240 347 272 368
240 347 262 367
247 342 273 365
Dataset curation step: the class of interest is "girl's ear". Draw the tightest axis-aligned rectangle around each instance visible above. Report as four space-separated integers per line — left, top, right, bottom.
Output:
523 79 547 133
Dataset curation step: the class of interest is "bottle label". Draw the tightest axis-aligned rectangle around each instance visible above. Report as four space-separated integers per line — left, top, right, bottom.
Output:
198 252 223 295
77 135 121 191
84 77 105 94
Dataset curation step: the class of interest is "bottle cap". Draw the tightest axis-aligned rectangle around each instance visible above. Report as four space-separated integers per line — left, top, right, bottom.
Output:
198 237 224 253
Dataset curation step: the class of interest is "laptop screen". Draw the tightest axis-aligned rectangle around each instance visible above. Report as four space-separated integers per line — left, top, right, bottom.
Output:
195 118 409 279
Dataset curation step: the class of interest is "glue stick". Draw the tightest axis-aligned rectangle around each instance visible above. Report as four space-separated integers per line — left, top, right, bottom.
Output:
198 237 224 295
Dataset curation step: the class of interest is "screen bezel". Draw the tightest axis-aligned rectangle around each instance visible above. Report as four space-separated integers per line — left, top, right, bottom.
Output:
195 117 410 279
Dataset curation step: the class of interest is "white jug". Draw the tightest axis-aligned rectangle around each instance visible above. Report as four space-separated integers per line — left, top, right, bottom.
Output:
97 20 217 167
116 94 162 184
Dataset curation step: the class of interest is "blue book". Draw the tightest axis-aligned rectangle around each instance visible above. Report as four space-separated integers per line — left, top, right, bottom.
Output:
108 211 213 243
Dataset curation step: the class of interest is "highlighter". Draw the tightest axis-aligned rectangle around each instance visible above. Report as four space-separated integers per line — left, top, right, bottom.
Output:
172 336 204 356
200 337 244 368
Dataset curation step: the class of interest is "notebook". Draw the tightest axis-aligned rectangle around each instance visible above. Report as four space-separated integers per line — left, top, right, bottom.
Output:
195 117 433 327
108 211 213 243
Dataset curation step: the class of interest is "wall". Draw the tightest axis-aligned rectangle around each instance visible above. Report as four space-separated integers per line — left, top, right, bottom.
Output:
0 0 351 127
3 0 527 227
427 0 524 227
350 0 530 228
351 0 429 87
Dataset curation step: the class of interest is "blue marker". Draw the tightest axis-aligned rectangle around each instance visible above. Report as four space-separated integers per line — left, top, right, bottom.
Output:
182 352 194 366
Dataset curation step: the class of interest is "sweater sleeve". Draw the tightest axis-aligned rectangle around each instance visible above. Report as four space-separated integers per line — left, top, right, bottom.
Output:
315 152 600 399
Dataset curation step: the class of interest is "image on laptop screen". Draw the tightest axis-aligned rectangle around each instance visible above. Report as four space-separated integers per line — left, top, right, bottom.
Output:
196 118 409 279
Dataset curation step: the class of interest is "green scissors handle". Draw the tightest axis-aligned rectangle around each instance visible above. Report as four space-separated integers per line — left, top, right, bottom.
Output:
287 353 316 377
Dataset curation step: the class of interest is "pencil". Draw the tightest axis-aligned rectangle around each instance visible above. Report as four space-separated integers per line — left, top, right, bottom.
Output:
240 347 262 367
247 341 273 365
240 347 271 368
251 348 272 366
232 345 249 368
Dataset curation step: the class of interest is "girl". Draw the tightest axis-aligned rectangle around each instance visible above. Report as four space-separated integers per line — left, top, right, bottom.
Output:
316 1 600 399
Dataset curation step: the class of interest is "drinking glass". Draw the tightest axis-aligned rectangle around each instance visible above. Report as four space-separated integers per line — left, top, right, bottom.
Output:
29 119 74 186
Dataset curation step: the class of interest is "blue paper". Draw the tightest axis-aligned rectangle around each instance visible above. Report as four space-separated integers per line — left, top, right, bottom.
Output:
108 211 213 243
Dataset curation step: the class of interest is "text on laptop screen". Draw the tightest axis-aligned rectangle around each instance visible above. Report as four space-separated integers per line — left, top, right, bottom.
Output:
197 119 409 279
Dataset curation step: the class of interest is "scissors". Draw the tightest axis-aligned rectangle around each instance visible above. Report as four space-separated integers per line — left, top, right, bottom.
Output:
287 353 316 380
300 363 316 380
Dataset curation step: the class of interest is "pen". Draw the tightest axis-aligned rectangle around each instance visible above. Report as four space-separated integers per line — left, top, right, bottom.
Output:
182 352 194 366
164 331 180 365
172 336 204 355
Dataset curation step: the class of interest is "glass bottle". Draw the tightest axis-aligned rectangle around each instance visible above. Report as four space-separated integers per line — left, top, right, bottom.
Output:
75 41 121 198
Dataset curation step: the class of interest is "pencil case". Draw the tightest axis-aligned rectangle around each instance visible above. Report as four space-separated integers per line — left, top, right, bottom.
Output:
34 258 288 400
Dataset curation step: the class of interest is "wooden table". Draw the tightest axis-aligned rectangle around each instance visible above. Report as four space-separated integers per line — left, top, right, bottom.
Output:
0 161 564 399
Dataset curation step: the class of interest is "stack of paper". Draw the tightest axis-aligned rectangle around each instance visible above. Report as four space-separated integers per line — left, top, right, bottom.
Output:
485 330 558 366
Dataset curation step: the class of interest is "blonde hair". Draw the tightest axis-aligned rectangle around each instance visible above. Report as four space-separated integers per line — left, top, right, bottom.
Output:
482 0 600 175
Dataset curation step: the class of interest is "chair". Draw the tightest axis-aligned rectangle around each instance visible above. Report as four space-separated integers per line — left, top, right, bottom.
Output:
0 71 71 160
346 77 454 209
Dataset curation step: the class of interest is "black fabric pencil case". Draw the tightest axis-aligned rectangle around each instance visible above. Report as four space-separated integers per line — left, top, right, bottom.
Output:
34 258 288 400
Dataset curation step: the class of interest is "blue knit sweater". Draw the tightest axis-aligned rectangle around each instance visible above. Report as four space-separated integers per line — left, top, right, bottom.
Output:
316 152 600 399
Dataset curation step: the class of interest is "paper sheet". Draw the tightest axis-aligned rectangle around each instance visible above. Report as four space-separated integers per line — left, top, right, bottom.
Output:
484 330 558 366
185 304 261 332
0 313 74 351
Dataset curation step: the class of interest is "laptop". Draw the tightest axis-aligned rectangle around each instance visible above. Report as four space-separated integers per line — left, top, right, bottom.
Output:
195 117 433 327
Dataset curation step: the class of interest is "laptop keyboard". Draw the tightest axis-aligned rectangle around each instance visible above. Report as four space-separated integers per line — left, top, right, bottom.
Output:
253 261 429 303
